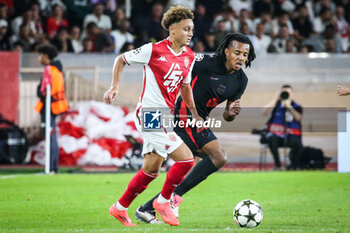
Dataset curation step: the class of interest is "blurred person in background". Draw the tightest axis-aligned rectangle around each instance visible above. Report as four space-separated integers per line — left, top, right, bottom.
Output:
337 85 350 96
83 2 112 33
203 31 217 52
262 84 303 170
229 0 253 16
46 4 68 38
35 44 69 174
212 6 236 33
292 5 313 43
272 11 294 36
268 23 296 53
0 18 10 50
303 23 342 52
85 22 114 53
11 8 37 38
30 1 44 35
313 8 333 34
192 40 205 52
111 8 126 30
51 26 74 52
70 25 83 53
81 37 93 53
333 5 349 52
251 23 271 55
253 11 274 36
193 4 212 41
110 18 134 54
10 24 35 52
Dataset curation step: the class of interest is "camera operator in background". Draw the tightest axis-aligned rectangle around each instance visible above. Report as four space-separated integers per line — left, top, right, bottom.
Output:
262 84 303 170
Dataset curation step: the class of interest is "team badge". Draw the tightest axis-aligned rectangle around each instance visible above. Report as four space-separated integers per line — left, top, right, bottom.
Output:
184 56 189 68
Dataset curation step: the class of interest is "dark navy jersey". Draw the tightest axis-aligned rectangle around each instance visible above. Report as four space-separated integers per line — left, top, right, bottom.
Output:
175 54 248 119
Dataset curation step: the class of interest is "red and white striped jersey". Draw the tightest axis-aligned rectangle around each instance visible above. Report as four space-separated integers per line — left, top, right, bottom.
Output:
122 39 195 110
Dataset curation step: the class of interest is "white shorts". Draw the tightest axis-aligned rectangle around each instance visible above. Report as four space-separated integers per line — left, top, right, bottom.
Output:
134 111 183 159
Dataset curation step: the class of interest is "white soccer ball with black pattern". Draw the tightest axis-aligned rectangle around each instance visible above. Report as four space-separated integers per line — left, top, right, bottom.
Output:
233 199 263 228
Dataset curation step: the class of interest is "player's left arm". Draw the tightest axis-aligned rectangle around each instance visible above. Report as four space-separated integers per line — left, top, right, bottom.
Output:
224 72 248 122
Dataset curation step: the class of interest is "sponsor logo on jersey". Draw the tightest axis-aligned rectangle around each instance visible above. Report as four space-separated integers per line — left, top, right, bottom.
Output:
143 110 161 129
184 56 189 67
210 75 219 80
157 56 167 62
163 63 183 93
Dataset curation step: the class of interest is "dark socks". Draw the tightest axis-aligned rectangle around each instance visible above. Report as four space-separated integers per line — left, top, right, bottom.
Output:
139 157 218 212
174 157 218 196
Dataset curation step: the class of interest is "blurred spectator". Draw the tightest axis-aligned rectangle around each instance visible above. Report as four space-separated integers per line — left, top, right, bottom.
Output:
313 8 333 34
82 37 93 53
111 8 126 30
145 3 164 42
253 11 274 36
12 40 23 52
272 11 294 36
166 0 195 11
333 5 349 51
292 5 313 42
46 4 68 38
0 19 10 50
10 23 34 52
0 3 9 20
193 4 212 41
213 6 236 33
119 42 135 53
192 40 205 53
285 39 298 53
83 3 112 32
251 23 271 55
229 0 252 16
303 23 342 52
253 0 276 17
110 18 134 54
85 22 114 53
133 29 150 48
269 23 296 53
214 20 227 47
0 2 12 18
197 0 223 20
65 0 92 27
324 38 337 52
70 26 83 53
203 31 217 52
240 21 251 37
235 9 254 33
31 2 44 35
11 9 36 37
314 0 336 15
51 26 74 53
38 0 65 18
336 0 350 23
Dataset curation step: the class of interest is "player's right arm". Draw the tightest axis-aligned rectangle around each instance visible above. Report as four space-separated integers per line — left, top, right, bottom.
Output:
103 43 152 105
103 55 125 105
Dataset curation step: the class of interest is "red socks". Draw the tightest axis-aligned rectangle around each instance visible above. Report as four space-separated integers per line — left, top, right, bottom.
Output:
161 159 194 199
118 169 158 208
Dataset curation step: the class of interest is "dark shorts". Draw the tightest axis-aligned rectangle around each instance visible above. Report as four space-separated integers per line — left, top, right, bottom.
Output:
174 125 217 155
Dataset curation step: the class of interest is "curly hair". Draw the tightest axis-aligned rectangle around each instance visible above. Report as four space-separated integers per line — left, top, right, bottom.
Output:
37 44 58 60
214 33 256 68
161 5 194 31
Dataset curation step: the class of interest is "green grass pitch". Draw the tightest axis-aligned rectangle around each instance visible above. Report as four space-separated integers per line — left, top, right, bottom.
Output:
1 171 349 232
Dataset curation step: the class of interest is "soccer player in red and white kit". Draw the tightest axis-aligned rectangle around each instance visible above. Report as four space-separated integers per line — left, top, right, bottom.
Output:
103 6 203 227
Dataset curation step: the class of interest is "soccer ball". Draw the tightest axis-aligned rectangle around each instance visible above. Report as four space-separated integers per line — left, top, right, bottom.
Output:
233 199 263 228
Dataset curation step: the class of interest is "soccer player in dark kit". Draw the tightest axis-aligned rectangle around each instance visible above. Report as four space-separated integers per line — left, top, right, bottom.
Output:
135 33 256 223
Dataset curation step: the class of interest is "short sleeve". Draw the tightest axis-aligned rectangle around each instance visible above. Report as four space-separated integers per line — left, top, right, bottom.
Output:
122 43 152 65
229 72 248 101
182 56 196 85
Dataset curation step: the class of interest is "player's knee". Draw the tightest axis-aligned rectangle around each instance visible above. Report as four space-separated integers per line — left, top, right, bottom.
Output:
210 149 227 168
